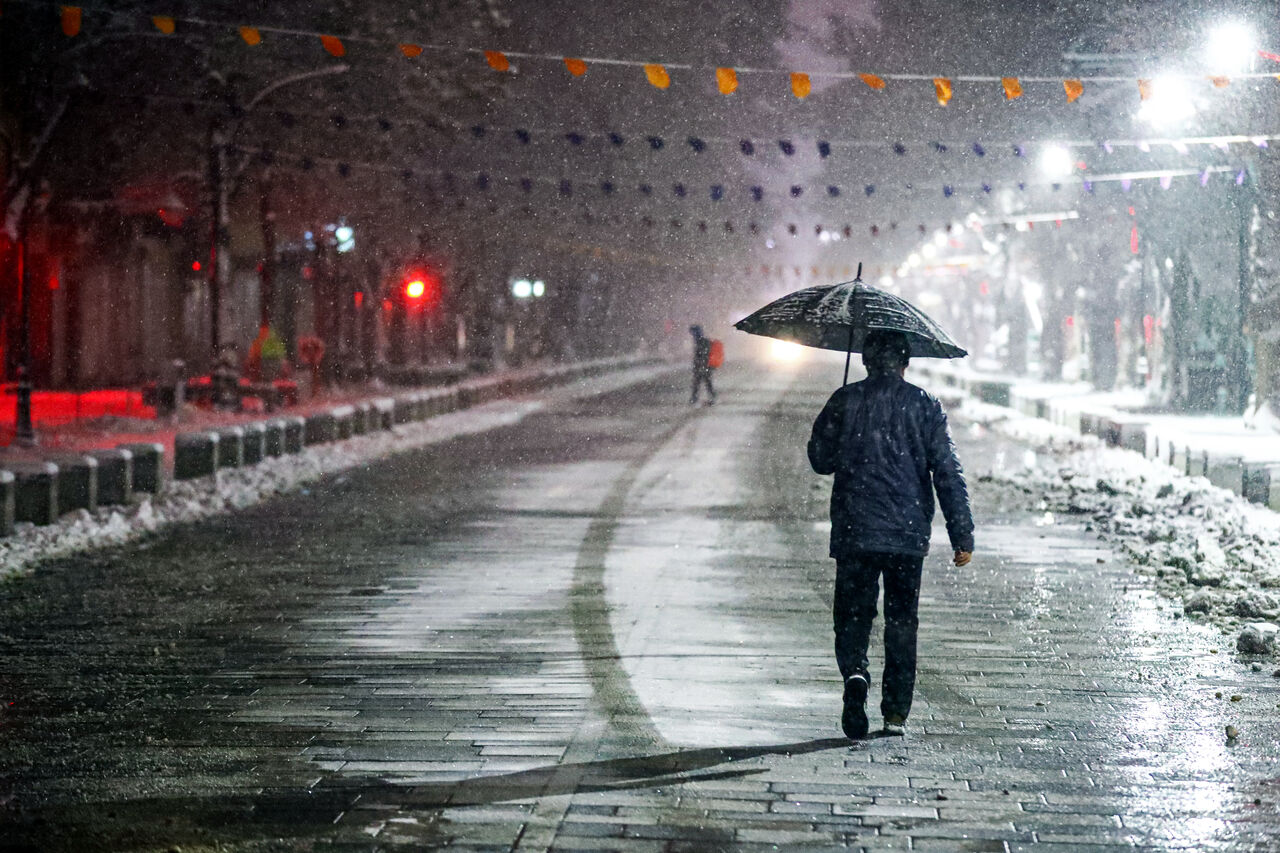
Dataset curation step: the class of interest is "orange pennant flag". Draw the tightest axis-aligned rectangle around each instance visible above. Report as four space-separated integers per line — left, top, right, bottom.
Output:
716 67 738 95
152 15 175 34
399 43 423 57
1063 79 1083 102
644 63 670 89
933 77 952 105
1001 77 1022 99
485 50 510 71
563 57 587 76
859 73 886 90
1137 78 1152 100
1209 75 1231 88
790 72 811 98
60 6 81 36
320 35 345 57
239 26 262 45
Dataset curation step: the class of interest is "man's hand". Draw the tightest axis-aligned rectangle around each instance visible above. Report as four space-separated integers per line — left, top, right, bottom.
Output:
954 550 972 567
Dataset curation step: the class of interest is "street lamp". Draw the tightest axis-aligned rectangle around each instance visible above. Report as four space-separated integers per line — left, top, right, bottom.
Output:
1136 76 1196 127
1039 145 1074 180
1206 21 1255 74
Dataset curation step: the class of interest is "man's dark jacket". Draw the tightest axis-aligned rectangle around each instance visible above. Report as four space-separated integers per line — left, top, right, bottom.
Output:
808 373 974 558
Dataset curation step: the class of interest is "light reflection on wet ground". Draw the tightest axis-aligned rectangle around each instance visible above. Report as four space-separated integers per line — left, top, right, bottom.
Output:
1 361 1278 850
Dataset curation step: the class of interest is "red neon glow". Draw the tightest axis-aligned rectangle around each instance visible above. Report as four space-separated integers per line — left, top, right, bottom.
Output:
405 279 426 299
353 290 364 309
1143 314 1154 346
49 274 60 291
979 280 989 296
1128 206 1136 216
191 260 202 271
1130 225 1139 254
1065 315 1075 328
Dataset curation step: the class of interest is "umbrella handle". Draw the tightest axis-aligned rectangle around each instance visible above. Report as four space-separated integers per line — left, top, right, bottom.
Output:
842 325 853 386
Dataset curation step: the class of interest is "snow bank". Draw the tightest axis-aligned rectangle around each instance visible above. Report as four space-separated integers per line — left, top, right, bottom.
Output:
0 362 677 581
959 398 1280 660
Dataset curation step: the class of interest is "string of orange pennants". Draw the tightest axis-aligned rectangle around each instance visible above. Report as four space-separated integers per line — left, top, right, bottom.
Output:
39 3 1280 105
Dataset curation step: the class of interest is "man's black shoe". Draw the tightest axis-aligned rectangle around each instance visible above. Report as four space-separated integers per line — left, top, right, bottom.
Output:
841 674 869 738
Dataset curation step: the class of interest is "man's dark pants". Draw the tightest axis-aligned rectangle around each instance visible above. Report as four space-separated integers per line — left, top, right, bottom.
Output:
834 551 925 720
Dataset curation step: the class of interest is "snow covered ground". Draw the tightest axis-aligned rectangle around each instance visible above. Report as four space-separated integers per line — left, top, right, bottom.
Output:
0 362 678 582
954 397 1280 664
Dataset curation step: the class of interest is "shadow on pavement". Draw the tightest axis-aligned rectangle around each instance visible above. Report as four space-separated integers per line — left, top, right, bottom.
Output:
0 737 851 851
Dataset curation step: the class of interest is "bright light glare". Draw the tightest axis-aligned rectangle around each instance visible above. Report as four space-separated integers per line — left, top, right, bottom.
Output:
770 338 806 362
1136 77 1196 127
405 279 426 299
922 243 938 259
532 279 545 297
512 278 533 298
907 252 922 267
1040 145 1074 179
1206 21 1255 73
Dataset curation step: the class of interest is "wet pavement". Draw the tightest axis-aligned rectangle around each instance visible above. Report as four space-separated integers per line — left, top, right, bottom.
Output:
2 361 1280 852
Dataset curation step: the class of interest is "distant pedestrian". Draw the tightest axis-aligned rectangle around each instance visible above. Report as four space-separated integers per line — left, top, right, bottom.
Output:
689 325 717 405
807 329 974 738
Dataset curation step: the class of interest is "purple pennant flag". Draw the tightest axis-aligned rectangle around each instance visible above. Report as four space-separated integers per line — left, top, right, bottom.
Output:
790 185 803 197
865 185 875 196
1237 169 1247 185
778 140 795 156
740 139 754 155
1159 175 1172 190
1083 180 1094 193
943 185 953 197
1200 169 1210 187
1121 179 1132 192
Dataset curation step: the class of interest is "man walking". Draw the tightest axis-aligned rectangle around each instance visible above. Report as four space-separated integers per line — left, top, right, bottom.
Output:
807 329 974 738
689 325 717 405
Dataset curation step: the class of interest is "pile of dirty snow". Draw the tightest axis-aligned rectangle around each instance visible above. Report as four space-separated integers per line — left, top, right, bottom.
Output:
958 398 1280 661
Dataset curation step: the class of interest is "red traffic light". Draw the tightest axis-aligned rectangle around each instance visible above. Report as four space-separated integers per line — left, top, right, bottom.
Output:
405 278 426 300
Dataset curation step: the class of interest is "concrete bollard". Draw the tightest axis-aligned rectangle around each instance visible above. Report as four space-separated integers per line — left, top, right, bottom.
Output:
241 422 267 465
119 442 165 495
1243 462 1280 510
215 426 245 469
1205 456 1245 494
0 470 14 537
331 405 356 439
372 398 395 430
174 431 220 480
263 419 285 457
351 402 372 436
304 411 337 445
90 448 133 506
9 461 59 525
393 396 415 425
45 453 97 514
282 416 305 453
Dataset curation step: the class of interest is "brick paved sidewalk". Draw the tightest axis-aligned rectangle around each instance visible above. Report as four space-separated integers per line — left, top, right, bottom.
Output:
2 364 1279 851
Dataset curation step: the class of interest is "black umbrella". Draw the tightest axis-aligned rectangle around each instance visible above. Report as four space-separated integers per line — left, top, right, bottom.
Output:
734 264 967 384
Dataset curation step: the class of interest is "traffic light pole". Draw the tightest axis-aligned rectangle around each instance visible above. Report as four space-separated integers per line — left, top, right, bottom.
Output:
14 239 36 446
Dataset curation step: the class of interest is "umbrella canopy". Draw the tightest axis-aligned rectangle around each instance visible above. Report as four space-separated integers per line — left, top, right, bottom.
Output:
734 278 968 360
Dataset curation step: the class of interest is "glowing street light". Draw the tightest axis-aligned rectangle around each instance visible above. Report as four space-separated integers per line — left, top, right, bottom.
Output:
1206 21 1255 74
1039 144 1075 179
1136 76 1196 127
